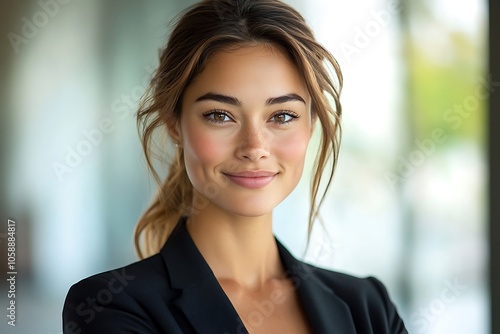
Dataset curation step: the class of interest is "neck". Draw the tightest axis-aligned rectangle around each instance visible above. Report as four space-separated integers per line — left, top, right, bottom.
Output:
186 202 284 290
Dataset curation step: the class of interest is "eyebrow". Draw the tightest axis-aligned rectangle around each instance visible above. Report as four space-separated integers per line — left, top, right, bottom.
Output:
265 93 306 106
194 92 306 106
195 93 242 106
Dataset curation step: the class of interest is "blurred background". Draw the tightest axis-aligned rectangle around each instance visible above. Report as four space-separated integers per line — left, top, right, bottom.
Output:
0 0 489 333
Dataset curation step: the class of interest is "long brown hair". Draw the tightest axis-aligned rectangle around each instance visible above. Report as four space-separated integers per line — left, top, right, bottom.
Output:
135 0 342 259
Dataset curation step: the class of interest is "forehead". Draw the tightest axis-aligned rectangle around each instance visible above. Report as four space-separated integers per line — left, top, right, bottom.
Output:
183 44 309 103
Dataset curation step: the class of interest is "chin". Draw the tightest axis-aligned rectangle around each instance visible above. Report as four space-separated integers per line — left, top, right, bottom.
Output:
192 185 291 218
226 204 274 218
217 198 279 218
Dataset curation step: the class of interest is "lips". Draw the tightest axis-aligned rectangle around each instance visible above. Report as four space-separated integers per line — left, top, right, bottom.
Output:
223 170 277 189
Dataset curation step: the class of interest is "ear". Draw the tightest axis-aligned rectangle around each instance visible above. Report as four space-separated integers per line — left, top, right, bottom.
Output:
166 121 182 146
310 112 318 137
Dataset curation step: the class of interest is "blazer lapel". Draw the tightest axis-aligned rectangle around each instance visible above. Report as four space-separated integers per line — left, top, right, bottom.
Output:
160 218 355 333
276 239 357 333
160 218 249 334
172 277 248 334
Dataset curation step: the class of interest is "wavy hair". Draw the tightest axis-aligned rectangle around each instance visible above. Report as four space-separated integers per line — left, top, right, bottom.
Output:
134 0 342 259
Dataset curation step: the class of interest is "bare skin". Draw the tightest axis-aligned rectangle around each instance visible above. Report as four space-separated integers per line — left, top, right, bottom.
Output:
218 276 312 333
177 44 314 333
187 212 312 333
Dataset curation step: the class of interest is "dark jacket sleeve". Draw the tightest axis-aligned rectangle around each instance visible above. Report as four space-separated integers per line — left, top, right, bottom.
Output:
62 276 158 334
367 276 408 334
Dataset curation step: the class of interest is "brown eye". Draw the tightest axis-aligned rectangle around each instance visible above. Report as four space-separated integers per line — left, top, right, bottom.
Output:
213 113 227 122
203 110 232 123
274 114 286 123
270 112 297 124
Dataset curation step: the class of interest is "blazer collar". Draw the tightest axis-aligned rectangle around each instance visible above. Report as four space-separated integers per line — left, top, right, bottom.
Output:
275 239 357 333
161 217 247 333
160 217 356 333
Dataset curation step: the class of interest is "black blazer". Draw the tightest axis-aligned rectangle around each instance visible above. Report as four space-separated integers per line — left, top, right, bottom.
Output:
63 218 407 333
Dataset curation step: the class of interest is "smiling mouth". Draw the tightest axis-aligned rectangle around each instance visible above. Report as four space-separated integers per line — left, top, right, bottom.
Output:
223 171 278 189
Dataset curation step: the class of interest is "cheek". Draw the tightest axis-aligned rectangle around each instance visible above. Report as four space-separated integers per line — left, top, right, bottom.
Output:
182 121 228 170
274 130 310 167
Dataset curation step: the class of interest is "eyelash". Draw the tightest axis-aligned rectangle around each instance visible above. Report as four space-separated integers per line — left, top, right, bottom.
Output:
202 110 300 125
202 110 233 124
269 110 299 125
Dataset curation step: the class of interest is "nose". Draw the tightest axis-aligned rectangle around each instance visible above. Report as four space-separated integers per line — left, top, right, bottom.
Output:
235 122 270 161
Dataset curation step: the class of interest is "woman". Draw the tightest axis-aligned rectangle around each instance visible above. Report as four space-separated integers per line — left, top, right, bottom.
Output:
63 0 407 333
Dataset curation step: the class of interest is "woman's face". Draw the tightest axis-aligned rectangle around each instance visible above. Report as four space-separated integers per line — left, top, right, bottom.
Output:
178 44 313 217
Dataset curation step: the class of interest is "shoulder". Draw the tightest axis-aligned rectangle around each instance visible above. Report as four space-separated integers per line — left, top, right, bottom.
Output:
62 254 176 333
304 263 408 333
308 264 392 301
65 253 171 304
